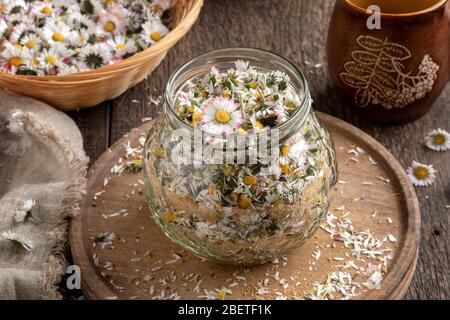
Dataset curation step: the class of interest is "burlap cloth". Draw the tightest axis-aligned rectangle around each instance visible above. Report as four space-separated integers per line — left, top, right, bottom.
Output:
0 89 88 299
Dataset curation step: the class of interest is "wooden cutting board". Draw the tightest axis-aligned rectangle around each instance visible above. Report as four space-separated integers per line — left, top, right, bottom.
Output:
70 112 420 300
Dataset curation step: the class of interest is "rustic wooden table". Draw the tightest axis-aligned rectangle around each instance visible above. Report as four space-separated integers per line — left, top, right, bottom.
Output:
68 0 450 299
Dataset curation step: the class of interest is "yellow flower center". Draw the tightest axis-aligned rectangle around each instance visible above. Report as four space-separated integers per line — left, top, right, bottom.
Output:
155 146 166 158
26 39 36 49
281 164 292 175
104 21 116 32
215 110 231 124
254 120 264 130
230 192 239 202
216 292 226 300
31 58 40 65
13 43 23 49
286 102 296 109
9 57 23 67
187 105 195 113
116 43 126 50
45 55 57 65
243 175 258 185
413 167 429 180
52 32 64 42
433 134 446 145
150 31 161 42
223 165 235 176
106 0 115 6
41 6 53 14
149 5 161 14
248 82 257 89
280 145 289 156
207 185 217 195
0 4 5 13
273 198 283 206
222 90 231 98
192 112 203 122
238 196 252 209
163 211 178 222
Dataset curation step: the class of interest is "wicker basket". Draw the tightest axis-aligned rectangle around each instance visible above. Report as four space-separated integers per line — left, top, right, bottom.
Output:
0 0 203 111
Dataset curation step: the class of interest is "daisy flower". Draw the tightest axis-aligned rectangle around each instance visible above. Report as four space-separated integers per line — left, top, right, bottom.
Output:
58 64 80 75
20 33 42 51
425 129 450 152
15 199 40 223
235 60 249 72
39 48 62 71
279 140 308 165
1 0 27 15
79 43 112 69
98 10 123 34
407 161 437 187
66 11 95 30
107 36 137 57
32 2 56 18
140 18 169 45
42 20 71 44
0 43 31 70
200 97 244 135
150 0 174 12
8 11 35 26
1 230 33 251
9 23 29 43
68 30 89 47
0 18 8 35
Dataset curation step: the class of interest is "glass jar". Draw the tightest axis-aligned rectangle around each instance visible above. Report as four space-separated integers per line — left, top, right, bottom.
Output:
143 48 338 265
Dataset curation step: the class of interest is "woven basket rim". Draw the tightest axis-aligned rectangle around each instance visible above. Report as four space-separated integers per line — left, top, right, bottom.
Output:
0 0 203 81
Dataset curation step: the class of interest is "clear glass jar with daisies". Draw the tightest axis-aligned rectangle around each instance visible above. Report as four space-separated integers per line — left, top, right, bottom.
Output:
143 48 338 265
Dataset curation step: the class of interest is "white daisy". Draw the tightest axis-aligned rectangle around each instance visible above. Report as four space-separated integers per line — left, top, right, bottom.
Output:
79 43 112 69
42 20 71 44
1 0 26 15
149 0 174 12
32 2 56 18
200 97 244 135
58 64 80 75
235 60 249 72
39 48 63 71
425 129 450 152
1 230 33 251
98 10 123 34
0 43 31 70
8 12 35 26
140 18 169 46
9 23 29 43
407 161 437 187
107 36 137 56
66 11 95 30
20 33 42 51
14 199 40 223
279 140 308 165
0 18 8 35
68 30 89 47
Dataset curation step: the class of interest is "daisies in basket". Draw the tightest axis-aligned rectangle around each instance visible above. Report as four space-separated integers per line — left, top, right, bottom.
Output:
0 0 173 76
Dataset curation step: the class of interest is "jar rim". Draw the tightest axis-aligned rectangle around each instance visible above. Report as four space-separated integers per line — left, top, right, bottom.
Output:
164 47 312 140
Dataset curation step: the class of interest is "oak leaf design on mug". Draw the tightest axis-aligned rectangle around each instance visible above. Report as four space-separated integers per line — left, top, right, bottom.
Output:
339 35 439 109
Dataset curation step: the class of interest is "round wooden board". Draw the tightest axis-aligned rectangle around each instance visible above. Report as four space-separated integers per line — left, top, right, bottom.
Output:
70 112 420 300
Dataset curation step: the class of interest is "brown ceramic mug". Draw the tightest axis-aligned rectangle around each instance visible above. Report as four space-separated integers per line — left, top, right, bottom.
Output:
327 0 450 124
